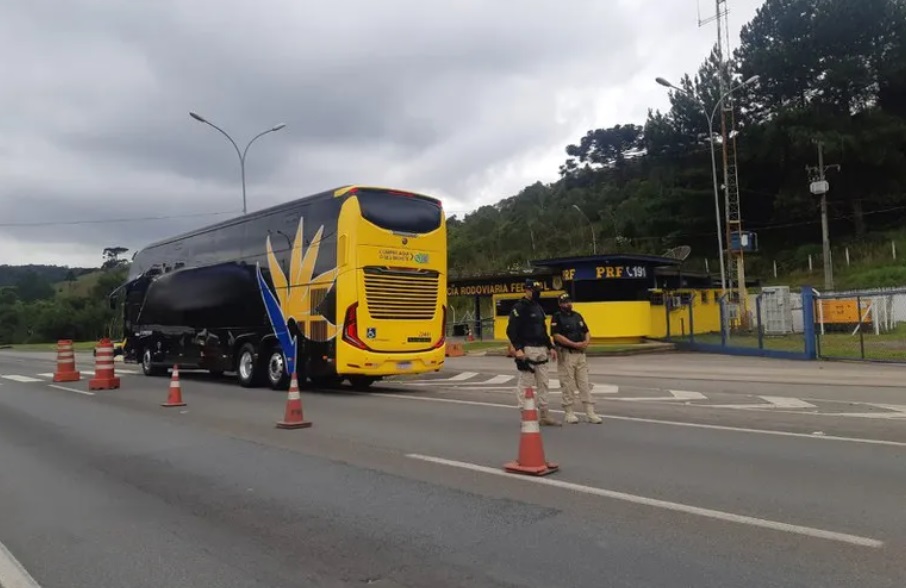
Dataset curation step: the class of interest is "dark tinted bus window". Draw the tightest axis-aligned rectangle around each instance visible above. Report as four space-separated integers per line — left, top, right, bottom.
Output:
356 190 442 234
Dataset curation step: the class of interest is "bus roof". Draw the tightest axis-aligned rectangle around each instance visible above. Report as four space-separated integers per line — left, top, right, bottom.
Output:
332 185 442 205
137 184 440 252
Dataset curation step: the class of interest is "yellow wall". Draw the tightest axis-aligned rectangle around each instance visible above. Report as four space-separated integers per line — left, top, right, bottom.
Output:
649 289 722 338
491 288 722 342
572 301 651 341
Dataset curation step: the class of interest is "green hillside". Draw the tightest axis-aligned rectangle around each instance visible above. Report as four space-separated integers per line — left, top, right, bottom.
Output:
0 265 127 346
54 270 107 297
448 0 906 291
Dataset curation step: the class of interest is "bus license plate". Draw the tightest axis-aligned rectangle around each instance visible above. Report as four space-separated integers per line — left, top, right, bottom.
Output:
397 361 412 370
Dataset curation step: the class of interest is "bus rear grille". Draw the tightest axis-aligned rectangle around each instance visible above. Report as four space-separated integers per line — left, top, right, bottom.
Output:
364 268 439 320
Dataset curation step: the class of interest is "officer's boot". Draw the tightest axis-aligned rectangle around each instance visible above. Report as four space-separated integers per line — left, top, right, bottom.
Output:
538 408 562 427
563 406 579 424
585 404 603 424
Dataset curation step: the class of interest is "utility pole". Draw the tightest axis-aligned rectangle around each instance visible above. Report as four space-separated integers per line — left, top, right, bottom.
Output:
806 140 841 291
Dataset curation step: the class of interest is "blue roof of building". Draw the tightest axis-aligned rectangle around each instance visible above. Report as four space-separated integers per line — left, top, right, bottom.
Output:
531 254 683 267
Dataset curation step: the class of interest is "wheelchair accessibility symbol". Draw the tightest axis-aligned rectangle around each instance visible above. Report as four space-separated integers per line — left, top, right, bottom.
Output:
366 327 377 339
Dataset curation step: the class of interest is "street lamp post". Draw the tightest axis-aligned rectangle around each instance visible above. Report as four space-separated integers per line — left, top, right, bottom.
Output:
572 204 597 255
655 74 759 294
189 112 286 215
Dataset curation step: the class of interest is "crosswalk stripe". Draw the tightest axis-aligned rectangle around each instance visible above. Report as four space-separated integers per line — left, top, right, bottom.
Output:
759 396 817 409
2 375 43 383
593 384 620 394
549 378 560 389
483 374 514 385
447 372 479 381
617 391 710 402
670 390 708 401
37 373 55 378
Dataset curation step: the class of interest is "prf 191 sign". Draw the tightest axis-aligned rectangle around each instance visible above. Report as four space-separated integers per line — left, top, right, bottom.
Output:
562 265 648 281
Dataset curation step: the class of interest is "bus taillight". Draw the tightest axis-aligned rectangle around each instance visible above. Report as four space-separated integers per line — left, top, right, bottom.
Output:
433 305 446 349
342 302 369 350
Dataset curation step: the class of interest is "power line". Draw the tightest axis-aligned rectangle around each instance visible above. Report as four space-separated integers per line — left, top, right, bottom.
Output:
0 210 242 228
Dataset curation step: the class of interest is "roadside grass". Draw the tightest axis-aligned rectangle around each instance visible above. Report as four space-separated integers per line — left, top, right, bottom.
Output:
690 324 906 361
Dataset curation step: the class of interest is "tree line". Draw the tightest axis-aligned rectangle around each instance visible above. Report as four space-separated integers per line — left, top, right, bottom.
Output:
0 252 130 346
448 0 906 281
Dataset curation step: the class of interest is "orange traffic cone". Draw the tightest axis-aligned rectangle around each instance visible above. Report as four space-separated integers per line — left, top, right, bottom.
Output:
88 338 120 390
52 339 80 382
504 386 559 476
276 371 312 429
162 364 186 407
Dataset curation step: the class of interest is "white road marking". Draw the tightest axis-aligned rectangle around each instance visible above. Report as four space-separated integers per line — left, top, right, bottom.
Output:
439 386 517 391
867 403 906 414
670 390 709 401
394 372 481 385
369 393 906 447
116 368 139 374
759 396 817 409
616 390 708 402
1 375 42 383
549 378 560 389
446 372 479 381
48 384 95 397
405 454 884 549
592 384 620 394
809 411 906 420
483 375 514 385
36 373 55 378
0 539 42 588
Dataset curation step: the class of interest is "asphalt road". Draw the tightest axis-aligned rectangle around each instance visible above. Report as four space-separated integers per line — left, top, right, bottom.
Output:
1 350 904 587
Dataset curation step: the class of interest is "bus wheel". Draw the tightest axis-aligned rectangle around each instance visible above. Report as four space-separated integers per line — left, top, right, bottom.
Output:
236 343 263 388
141 348 166 377
265 347 291 391
348 375 377 390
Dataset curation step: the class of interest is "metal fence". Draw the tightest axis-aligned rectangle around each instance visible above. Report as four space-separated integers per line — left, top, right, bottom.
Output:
446 318 496 341
661 287 817 360
813 287 906 363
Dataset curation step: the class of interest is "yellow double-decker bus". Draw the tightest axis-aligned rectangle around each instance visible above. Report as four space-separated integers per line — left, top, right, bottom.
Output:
113 185 447 390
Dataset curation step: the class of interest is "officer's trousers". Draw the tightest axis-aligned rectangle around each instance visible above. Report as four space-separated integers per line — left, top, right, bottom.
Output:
515 345 551 411
557 349 594 409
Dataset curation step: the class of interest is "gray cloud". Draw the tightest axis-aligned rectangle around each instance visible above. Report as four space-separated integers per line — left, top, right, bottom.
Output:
0 0 765 266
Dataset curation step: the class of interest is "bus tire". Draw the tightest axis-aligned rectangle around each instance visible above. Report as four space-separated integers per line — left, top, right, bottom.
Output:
141 348 166 377
236 343 264 388
264 345 291 391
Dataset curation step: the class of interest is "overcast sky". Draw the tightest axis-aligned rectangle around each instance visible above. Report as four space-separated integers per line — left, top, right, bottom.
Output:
0 0 763 268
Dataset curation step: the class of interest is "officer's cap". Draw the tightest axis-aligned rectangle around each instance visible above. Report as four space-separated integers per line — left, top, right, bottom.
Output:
558 293 571 303
524 279 542 290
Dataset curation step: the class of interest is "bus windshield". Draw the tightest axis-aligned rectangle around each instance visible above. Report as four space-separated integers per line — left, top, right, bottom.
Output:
356 189 442 234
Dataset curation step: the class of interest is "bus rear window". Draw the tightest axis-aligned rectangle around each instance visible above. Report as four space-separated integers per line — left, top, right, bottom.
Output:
356 190 442 234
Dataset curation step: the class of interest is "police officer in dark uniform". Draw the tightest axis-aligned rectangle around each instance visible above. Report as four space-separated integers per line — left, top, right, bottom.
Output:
551 293 603 424
506 279 560 426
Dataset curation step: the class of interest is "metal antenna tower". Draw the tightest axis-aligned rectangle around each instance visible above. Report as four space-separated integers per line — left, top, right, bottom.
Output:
699 0 748 327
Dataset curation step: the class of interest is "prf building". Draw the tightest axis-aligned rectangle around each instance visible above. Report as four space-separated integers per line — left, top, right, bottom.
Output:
447 254 722 343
